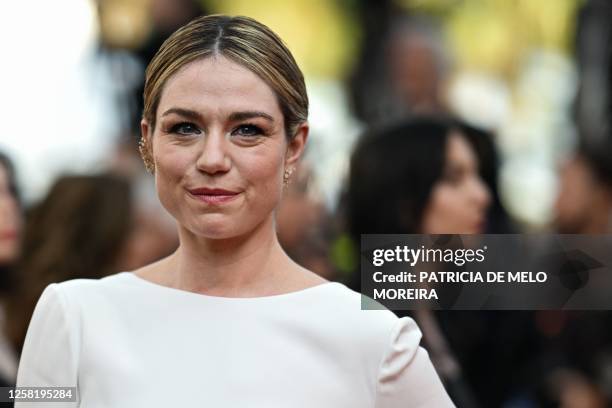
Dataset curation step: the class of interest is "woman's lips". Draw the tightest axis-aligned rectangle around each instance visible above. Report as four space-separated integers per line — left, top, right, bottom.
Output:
187 188 241 205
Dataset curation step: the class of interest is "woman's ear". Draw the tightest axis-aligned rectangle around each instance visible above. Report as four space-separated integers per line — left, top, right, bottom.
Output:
140 119 150 139
139 119 155 174
285 122 309 166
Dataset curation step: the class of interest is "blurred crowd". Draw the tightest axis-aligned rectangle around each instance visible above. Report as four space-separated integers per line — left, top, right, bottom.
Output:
1 0 612 407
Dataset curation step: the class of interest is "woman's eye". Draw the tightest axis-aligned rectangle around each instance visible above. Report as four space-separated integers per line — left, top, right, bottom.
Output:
170 122 200 135
232 124 263 137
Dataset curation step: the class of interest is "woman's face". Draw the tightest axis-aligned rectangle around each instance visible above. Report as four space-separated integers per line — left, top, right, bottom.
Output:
142 56 306 240
421 132 491 234
0 163 21 263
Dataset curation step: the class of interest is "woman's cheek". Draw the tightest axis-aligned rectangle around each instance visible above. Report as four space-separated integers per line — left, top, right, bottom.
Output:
154 148 191 216
241 150 283 200
438 187 463 224
424 185 461 233
155 143 193 175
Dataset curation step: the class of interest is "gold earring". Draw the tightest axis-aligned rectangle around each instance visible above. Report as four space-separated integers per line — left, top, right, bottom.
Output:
138 137 155 174
283 167 294 187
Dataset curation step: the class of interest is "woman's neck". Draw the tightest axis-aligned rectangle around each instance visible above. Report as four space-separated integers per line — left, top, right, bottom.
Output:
165 217 298 296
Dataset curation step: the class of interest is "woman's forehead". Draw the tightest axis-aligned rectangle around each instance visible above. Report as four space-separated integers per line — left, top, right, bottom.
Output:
157 56 282 118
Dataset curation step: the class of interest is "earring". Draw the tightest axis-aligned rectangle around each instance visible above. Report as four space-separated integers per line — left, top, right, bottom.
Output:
283 167 295 187
138 137 155 174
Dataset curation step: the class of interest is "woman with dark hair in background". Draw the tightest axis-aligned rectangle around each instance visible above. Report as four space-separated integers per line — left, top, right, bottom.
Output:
347 117 492 408
555 140 612 234
348 117 490 237
0 152 22 390
5 174 132 356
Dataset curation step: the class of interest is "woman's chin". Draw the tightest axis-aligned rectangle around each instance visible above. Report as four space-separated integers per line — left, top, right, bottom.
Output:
180 218 234 240
194 226 238 240
179 211 272 241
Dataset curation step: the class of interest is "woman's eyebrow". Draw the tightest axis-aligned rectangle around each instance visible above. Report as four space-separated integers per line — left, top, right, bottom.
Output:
229 111 274 122
160 108 274 123
161 107 203 121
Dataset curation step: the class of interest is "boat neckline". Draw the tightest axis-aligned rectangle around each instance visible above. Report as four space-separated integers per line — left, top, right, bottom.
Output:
120 271 342 301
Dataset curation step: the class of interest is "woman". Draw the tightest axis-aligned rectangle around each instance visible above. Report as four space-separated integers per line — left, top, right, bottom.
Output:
348 118 490 238
15 15 454 407
346 117 491 408
0 152 22 389
554 141 612 233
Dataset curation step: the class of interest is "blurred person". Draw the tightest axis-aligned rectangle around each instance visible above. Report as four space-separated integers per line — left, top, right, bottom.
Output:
386 16 450 116
348 117 490 238
347 117 492 408
516 2 612 405
348 6 451 127
554 142 612 233
15 15 454 407
573 0 612 151
0 152 22 389
527 140 612 407
5 174 132 355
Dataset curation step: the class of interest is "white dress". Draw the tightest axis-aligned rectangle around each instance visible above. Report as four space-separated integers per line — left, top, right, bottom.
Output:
15 272 455 407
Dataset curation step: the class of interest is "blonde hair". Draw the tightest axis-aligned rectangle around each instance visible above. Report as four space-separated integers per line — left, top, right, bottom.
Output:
143 14 308 139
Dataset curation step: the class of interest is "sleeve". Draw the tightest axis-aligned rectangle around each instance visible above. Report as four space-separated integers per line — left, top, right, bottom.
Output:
14 283 80 408
375 317 455 408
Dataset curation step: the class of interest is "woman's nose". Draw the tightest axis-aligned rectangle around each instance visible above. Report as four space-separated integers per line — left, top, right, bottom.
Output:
195 132 231 174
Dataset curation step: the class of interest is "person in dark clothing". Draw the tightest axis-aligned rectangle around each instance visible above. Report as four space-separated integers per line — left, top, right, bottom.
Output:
346 117 492 407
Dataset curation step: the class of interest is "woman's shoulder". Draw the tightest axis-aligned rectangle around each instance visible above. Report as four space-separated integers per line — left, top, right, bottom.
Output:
305 281 421 352
51 271 135 291
316 281 397 320
44 272 139 307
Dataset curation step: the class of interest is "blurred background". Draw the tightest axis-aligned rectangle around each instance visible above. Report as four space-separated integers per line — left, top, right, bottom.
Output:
0 0 611 407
